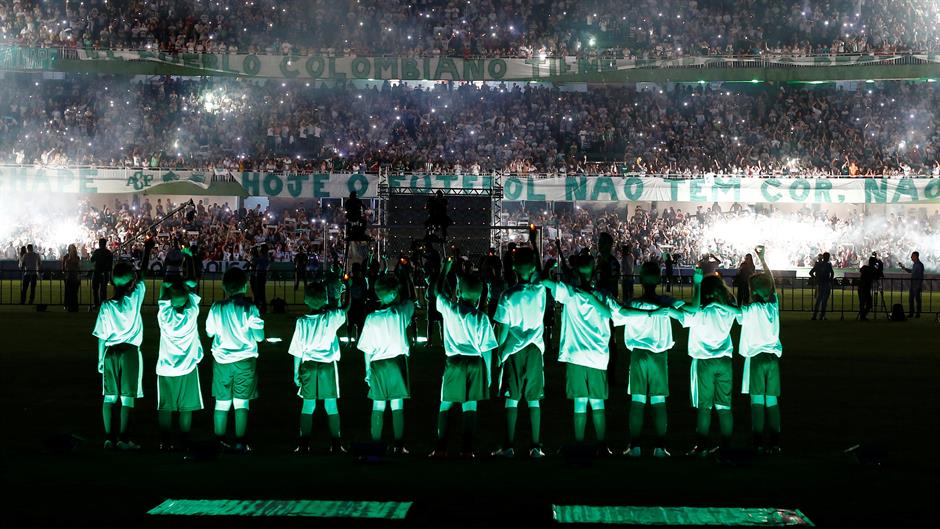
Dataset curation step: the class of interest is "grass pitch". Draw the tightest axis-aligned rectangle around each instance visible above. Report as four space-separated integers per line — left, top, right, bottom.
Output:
1 305 937 527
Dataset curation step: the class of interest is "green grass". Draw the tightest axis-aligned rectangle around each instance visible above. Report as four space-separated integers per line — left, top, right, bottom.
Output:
1 305 938 526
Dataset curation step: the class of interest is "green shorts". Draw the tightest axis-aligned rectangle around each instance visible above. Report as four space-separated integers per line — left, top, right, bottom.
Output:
441 355 487 403
212 358 259 401
499 344 544 402
744 353 781 396
628 349 669 397
368 356 411 401
691 357 732 409
102 343 143 398
565 363 609 400
157 370 204 412
298 360 340 400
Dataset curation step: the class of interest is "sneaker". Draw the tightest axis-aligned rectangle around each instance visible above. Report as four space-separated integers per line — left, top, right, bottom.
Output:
765 445 783 455
686 445 718 458
459 451 478 460
391 445 410 456
623 445 642 458
159 442 176 452
103 439 115 450
528 446 546 459
653 447 671 458
329 440 347 454
596 444 613 457
427 449 448 460
491 447 515 458
116 440 141 451
217 439 233 452
232 442 251 455
293 444 310 454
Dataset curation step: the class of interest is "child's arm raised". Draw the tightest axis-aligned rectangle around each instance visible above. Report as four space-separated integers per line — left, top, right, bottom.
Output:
755 245 775 295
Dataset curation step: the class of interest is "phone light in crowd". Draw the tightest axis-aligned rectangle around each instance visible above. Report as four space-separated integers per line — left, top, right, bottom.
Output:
265 337 282 343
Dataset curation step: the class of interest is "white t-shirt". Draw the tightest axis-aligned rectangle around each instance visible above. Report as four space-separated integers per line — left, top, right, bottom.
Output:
156 292 203 376
289 309 346 363
612 296 682 353
737 297 783 358
493 282 546 362
437 296 498 358
205 296 265 363
554 282 611 370
93 281 146 350
358 300 415 364
680 304 738 359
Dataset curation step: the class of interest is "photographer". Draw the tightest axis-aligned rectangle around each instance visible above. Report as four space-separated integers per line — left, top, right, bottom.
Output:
899 251 925 318
809 252 834 321
858 260 875 321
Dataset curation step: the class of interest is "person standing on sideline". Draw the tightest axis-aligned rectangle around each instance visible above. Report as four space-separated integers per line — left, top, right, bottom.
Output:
899 252 925 318
91 238 114 310
19 244 41 305
62 244 81 312
809 252 834 320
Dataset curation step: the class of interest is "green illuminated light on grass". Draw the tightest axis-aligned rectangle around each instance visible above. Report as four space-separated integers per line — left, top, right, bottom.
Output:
148 499 412 519
552 505 813 526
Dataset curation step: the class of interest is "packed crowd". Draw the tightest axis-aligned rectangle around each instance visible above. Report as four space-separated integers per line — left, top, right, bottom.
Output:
5 194 938 275
505 203 940 273
4 75 940 175
3 0 940 58
1 196 357 269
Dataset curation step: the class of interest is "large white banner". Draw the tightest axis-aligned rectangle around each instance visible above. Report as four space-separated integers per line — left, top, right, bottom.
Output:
2 166 940 204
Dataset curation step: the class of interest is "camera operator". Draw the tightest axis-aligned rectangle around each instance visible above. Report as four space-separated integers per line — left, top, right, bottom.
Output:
858 259 875 321
810 252 834 321
899 251 925 318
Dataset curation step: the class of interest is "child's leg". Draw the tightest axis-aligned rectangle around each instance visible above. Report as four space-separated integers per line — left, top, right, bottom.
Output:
118 397 135 442
527 400 541 446
695 406 713 446
461 402 478 453
233 399 250 444
589 399 606 443
628 394 647 447
390 399 405 444
650 396 667 448
504 399 519 447
573 398 588 442
750 395 766 447
158 410 173 445
324 399 341 441
437 401 453 444
371 400 386 442
178 411 193 447
299 399 317 443
766 396 781 446
715 404 733 448
214 400 232 439
102 395 118 443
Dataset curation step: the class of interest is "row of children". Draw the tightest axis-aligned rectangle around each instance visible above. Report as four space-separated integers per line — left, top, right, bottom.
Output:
93 238 782 458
